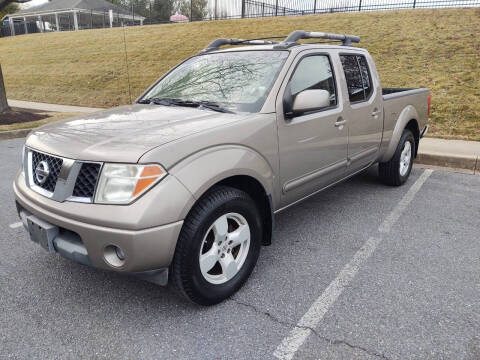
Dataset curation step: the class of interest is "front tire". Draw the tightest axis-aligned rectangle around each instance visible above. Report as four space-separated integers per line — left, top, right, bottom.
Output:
171 186 262 306
379 129 415 186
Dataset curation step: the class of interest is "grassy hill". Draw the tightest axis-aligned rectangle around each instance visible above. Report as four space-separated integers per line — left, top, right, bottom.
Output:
1 8 479 140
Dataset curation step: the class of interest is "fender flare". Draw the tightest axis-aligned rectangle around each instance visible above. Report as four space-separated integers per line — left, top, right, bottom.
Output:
380 105 419 163
169 144 276 205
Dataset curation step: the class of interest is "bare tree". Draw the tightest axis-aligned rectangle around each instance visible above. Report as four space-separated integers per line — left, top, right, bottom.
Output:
0 0 31 113
0 65 8 113
0 0 29 12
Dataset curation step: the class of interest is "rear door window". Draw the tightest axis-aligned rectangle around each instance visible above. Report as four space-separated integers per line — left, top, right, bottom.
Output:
357 56 372 99
340 55 373 103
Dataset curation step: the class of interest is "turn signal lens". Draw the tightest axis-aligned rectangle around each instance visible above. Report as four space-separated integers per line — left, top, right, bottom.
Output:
133 166 164 197
427 94 431 116
95 164 166 204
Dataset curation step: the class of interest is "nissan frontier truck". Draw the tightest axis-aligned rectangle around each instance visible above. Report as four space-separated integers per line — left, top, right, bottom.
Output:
14 31 430 305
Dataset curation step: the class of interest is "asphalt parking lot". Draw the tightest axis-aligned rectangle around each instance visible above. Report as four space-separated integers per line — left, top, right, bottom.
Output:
1 137 479 360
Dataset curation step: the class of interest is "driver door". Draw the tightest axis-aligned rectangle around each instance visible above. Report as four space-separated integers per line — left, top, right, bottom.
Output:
276 52 348 207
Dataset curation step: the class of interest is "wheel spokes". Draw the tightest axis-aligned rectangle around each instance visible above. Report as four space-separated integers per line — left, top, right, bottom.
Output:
212 215 228 242
227 224 250 248
219 252 238 281
403 142 411 158
199 244 219 274
399 141 412 176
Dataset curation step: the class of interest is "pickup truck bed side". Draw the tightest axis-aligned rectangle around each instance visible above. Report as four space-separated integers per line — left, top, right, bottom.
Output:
380 88 429 162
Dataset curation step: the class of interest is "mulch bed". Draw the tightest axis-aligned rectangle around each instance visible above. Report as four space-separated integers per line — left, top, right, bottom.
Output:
0 109 49 125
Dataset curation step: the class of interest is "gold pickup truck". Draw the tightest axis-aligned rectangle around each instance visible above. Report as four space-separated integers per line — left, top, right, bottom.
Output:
14 30 429 305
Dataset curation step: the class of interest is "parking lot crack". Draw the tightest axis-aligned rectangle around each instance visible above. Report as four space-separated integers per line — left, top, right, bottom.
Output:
307 330 392 360
230 298 297 329
231 298 391 359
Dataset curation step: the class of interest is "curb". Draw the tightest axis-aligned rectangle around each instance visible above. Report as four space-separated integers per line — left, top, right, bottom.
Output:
0 128 33 141
417 151 478 174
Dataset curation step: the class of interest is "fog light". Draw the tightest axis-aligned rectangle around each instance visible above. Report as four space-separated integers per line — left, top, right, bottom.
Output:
104 245 126 268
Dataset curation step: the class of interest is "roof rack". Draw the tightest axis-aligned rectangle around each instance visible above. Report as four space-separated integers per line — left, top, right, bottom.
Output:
198 36 284 54
199 31 360 54
279 30 360 47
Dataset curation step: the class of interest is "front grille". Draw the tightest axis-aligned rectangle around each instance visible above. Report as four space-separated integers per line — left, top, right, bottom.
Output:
73 163 101 198
27 148 102 202
31 151 63 193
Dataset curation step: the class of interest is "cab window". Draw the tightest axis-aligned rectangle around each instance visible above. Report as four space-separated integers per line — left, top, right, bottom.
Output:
340 55 373 103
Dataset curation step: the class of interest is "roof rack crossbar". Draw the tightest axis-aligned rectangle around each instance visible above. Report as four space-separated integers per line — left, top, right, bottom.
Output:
199 31 360 54
199 37 282 54
282 30 360 46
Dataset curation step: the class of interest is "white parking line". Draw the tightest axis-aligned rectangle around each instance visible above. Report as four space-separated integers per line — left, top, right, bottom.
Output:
9 222 23 229
378 170 433 233
273 169 433 360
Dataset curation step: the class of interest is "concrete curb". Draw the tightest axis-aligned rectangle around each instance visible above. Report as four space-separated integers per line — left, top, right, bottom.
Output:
417 151 478 173
417 137 480 174
0 128 33 141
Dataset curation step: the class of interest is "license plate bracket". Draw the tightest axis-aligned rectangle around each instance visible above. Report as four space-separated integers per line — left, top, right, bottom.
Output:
27 215 58 254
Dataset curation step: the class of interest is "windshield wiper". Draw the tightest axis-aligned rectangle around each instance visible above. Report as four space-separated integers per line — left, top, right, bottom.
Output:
139 98 233 113
139 97 186 106
196 100 234 114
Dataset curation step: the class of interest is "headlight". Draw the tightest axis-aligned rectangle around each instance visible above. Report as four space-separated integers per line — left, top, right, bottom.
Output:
94 163 166 204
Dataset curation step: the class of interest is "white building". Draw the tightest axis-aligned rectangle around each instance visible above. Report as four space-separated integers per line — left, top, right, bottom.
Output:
3 0 145 36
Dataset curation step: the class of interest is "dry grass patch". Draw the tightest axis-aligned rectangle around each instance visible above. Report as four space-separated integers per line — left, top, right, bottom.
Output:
1 8 479 140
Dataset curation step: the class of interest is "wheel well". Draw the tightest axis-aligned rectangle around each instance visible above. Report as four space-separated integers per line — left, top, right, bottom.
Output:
405 119 420 157
215 175 273 246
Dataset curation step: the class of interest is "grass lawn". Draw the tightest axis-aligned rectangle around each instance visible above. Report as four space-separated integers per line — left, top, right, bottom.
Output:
0 112 79 132
0 8 479 140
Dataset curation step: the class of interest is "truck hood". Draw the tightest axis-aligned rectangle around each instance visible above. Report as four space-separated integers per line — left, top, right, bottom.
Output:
26 104 246 163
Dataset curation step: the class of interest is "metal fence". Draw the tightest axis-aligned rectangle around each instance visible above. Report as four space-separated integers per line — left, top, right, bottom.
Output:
215 0 480 18
2 0 480 37
239 0 480 16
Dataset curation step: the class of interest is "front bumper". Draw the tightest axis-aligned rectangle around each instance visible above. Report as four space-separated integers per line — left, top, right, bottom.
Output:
13 171 191 275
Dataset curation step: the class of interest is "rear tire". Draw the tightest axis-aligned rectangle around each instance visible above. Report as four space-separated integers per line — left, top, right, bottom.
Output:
379 129 415 186
171 186 262 306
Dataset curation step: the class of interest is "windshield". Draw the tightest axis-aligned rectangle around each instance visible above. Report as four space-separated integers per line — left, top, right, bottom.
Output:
141 50 289 113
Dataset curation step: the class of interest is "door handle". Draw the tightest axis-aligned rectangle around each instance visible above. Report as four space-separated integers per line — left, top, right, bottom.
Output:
371 108 381 116
334 118 347 127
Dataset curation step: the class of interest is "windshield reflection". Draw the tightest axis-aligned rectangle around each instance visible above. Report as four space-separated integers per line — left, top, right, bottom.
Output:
142 51 289 113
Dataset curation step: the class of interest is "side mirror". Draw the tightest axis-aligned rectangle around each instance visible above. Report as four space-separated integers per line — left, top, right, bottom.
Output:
292 89 331 115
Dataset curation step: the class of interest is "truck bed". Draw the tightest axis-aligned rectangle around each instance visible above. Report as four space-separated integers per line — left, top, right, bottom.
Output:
382 88 427 97
381 87 429 154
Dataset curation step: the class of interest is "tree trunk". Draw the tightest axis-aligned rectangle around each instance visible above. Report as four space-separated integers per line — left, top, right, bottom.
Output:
0 64 9 113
